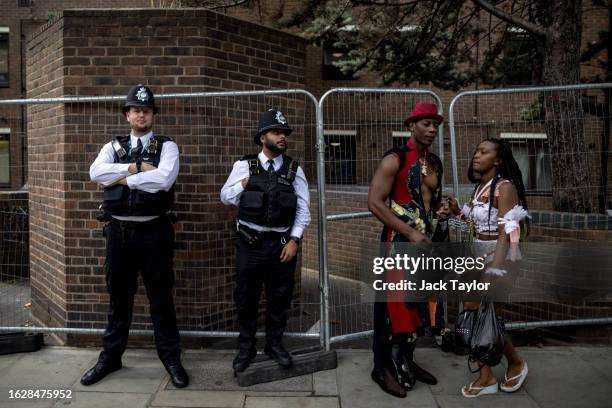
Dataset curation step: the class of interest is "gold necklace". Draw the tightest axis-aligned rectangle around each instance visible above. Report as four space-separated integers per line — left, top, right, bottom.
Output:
419 151 428 176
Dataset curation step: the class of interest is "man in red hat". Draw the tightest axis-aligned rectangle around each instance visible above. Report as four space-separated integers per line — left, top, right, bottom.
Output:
367 102 450 397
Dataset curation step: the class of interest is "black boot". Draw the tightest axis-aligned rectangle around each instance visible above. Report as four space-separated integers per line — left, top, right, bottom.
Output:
264 343 292 368
371 365 407 398
233 347 257 373
391 343 416 391
404 342 438 385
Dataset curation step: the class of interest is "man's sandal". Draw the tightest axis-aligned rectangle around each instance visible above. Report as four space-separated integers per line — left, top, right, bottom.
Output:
461 381 498 397
500 362 528 393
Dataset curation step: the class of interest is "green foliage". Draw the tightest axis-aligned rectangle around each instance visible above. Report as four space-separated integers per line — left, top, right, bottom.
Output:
277 0 573 89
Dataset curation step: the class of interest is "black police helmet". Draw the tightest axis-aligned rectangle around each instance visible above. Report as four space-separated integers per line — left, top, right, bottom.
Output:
254 109 293 145
122 84 158 115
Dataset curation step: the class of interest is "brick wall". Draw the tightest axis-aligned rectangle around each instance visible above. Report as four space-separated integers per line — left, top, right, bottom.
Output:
25 8 308 344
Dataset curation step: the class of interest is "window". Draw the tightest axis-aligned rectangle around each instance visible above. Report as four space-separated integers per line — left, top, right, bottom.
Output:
17 0 32 7
501 27 540 86
0 28 8 87
500 132 551 192
322 42 356 81
0 128 9 185
324 130 356 184
392 131 411 148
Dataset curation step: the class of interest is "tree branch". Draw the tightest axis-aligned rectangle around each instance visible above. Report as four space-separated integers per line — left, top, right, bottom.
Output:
471 0 547 37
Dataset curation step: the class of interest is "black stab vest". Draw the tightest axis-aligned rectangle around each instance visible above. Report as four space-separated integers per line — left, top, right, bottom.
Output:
237 154 299 228
101 135 175 217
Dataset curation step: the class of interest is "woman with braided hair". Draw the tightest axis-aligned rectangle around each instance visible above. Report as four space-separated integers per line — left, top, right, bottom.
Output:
449 138 529 397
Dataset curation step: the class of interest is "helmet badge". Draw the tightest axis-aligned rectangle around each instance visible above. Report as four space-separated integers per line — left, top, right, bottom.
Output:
136 87 149 102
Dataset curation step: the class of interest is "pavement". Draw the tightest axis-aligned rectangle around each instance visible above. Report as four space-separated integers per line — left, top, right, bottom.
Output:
1 345 612 408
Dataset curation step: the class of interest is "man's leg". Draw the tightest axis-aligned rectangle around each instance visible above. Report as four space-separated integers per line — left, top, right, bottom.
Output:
371 302 406 398
233 237 266 371
263 236 295 367
100 222 139 363
138 220 181 365
139 219 187 388
81 222 138 386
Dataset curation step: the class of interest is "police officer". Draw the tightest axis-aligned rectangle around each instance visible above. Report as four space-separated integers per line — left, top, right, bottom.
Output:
82 85 188 388
221 109 311 373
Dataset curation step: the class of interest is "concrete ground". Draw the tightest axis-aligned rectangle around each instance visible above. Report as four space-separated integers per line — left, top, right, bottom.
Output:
1 345 611 408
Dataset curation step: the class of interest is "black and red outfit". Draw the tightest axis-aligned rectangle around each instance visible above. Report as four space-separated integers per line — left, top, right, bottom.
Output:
373 138 448 387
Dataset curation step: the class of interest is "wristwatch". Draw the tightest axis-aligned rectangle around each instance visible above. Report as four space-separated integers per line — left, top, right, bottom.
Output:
289 236 301 245
136 160 142 173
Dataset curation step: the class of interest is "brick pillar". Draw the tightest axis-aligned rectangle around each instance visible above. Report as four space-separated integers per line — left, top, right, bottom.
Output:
26 8 307 345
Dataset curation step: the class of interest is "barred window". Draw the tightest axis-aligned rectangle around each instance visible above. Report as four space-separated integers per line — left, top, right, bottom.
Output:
324 130 356 184
500 133 551 192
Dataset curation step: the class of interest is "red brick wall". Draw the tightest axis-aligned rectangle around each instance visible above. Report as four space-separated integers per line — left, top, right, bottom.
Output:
26 14 68 328
25 8 308 343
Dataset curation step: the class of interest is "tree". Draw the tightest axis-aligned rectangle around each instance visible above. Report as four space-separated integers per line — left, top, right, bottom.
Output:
281 0 606 213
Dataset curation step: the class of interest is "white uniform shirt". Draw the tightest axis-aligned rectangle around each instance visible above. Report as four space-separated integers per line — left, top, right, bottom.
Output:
90 131 180 221
220 151 311 238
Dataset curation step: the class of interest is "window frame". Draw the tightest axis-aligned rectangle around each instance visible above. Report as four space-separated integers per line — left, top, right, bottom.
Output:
323 129 357 185
500 132 551 195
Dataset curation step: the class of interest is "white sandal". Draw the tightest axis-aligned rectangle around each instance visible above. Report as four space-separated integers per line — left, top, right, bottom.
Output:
461 381 498 397
500 362 528 392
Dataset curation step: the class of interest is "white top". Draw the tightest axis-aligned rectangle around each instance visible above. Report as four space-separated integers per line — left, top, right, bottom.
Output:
220 151 311 238
463 178 509 236
89 131 180 221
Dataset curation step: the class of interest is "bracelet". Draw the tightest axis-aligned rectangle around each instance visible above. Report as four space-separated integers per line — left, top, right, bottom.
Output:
289 236 301 245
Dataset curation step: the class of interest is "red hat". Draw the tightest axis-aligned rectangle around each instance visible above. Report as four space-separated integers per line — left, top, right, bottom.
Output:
403 102 443 127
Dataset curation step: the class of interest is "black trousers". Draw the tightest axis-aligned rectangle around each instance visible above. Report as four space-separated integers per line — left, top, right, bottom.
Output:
99 217 181 366
234 233 297 350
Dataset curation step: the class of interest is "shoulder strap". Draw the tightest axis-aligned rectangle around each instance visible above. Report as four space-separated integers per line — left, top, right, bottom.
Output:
111 136 130 160
281 155 299 182
240 154 261 176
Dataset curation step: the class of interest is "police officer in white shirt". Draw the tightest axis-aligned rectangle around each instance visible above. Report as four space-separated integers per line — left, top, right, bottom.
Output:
221 109 310 373
82 85 188 388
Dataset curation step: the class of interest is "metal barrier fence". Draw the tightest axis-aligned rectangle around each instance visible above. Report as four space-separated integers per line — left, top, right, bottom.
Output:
1 84 611 350
448 83 612 328
316 88 445 348
0 90 324 345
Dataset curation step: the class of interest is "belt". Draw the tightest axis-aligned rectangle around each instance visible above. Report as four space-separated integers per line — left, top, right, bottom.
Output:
110 216 167 228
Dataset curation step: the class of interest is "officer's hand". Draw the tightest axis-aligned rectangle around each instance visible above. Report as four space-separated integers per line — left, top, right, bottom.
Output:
241 178 249 188
141 162 157 172
280 240 298 263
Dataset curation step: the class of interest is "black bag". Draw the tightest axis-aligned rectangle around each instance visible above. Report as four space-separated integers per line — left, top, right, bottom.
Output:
468 300 505 371
454 308 477 353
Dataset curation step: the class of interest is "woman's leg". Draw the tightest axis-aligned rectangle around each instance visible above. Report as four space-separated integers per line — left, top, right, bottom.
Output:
462 363 498 396
502 336 525 388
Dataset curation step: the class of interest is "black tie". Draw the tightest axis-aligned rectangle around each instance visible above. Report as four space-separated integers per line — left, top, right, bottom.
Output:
131 138 143 159
267 159 274 172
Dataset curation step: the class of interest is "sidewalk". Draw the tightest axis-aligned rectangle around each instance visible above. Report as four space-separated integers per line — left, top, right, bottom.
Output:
1 345 611 407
